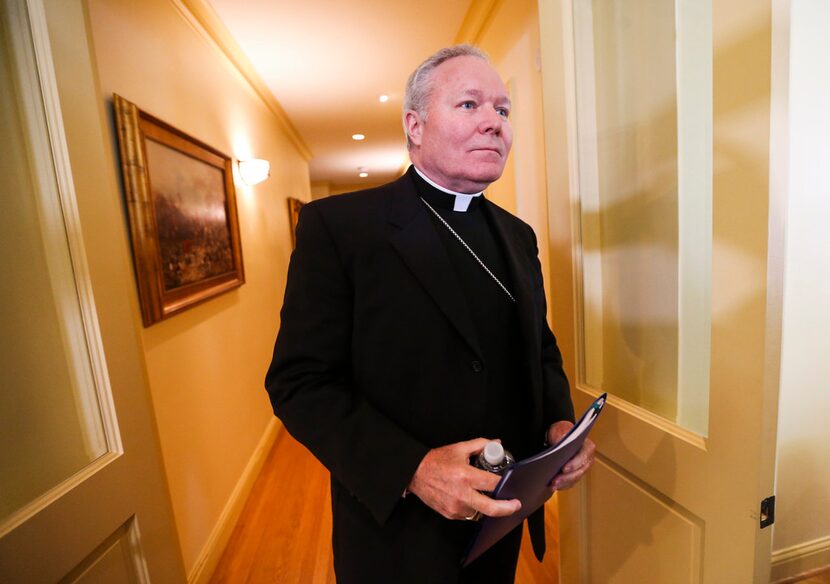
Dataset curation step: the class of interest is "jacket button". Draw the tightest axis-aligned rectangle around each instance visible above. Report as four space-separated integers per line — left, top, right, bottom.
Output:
471 360 483 372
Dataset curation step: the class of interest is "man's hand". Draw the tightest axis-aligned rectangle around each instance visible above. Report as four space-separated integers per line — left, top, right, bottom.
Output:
407 438 522 521
546 421 596 491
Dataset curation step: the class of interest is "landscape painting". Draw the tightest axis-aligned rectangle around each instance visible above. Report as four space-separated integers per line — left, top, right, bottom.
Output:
113 94 244 326
144 139 234 291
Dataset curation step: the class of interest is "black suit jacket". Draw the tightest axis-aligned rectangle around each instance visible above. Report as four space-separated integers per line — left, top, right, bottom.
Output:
265 170 574 580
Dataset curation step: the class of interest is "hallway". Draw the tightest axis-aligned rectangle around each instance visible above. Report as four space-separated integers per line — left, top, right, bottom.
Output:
210 429 561 583
8 0 830 580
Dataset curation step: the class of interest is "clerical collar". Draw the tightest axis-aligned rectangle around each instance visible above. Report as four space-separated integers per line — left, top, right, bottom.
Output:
412 166 483 212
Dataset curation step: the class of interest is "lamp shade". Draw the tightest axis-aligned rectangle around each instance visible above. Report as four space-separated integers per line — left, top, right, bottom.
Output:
239 159 270 185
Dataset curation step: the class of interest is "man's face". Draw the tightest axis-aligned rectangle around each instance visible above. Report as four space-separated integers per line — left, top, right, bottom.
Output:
406 56 513 194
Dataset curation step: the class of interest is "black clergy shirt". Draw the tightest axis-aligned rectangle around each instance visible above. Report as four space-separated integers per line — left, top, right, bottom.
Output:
410 167 534 458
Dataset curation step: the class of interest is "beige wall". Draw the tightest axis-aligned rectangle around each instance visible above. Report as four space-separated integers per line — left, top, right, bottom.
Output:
84 0 309 576
312 180 392 198
329 181 388 196
773 0 830 578
310 181 331 199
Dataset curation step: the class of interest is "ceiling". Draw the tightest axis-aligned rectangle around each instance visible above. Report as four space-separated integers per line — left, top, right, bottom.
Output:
207 0 475 189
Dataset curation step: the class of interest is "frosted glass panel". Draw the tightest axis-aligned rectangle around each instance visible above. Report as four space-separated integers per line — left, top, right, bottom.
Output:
0 5 109 524
572 0 711 433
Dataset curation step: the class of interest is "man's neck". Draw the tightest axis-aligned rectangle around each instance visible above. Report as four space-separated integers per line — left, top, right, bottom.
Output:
412 166 484 197
411 166 483 213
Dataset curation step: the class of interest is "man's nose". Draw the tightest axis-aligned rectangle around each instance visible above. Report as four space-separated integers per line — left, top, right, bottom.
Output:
479 107 503 134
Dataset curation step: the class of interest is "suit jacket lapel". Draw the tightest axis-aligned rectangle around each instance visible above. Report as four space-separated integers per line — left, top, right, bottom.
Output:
386 175 483 360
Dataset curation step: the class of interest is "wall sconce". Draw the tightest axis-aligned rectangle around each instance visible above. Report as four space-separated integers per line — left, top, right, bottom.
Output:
238 159 271 186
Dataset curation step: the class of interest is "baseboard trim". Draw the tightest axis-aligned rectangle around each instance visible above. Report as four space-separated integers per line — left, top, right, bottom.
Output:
188 417 283 584
771 534 830 583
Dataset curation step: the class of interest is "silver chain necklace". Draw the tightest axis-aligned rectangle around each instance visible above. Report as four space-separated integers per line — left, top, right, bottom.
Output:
419 196 516 303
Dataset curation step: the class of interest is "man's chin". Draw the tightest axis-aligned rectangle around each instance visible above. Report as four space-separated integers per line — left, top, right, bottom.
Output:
466 165 506 186
417 162 506 192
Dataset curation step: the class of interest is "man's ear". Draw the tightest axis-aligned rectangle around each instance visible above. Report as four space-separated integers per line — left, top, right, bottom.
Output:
404 110 424 147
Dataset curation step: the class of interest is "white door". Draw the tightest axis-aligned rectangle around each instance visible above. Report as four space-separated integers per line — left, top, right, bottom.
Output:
538 0 782 581
0 0 184 581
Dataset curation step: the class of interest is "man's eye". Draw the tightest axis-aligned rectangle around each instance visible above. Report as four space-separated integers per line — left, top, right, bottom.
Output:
497 108 510 119
460 101 476 110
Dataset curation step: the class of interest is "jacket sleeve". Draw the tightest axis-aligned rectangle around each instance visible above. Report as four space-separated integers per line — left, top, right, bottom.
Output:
264 203 430 526
529 227 575 426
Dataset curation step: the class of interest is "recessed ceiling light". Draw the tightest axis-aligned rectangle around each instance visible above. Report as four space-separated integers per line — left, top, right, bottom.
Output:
359 172 369 178
379 94 389 103
352 133 365 141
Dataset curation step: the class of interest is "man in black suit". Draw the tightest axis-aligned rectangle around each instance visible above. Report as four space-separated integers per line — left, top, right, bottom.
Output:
265 45 595 583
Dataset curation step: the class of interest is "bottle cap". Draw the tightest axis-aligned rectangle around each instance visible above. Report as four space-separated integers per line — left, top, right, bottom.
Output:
483 441 505 465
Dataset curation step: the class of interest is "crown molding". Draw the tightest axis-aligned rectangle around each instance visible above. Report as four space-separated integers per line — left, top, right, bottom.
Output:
172 0 313 161
454 0 503 45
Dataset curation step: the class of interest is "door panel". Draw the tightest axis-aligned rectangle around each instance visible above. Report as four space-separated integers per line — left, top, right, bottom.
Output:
588 460 703 584
0 0 184 581
539 0 779 582
0 0 115 528
64 519 149 584
570 0 711 435
573 0 683 425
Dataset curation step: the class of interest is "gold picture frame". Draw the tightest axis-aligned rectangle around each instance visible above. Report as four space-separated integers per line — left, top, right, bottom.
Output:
113 94 245 326
287 197 305 249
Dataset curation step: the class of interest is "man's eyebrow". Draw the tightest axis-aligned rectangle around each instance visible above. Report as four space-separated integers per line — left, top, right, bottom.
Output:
459 88 512 107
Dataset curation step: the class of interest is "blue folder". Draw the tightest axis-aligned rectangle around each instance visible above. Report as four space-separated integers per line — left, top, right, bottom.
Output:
462 393 607 566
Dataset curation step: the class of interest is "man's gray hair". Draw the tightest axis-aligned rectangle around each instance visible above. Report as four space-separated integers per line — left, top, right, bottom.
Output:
403 44 490 149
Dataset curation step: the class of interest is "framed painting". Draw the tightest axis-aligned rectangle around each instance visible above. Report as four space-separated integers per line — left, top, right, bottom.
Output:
287 197 305 249
113 94 245 326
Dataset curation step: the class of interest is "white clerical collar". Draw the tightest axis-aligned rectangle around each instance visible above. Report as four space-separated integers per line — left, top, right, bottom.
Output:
413 166 483 212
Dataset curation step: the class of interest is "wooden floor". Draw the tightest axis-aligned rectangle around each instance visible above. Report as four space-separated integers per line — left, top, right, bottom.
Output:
210 431 830 583
211 430 561 583
780 568 830 584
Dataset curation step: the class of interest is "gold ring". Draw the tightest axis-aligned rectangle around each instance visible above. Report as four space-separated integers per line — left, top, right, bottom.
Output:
464 511 481 521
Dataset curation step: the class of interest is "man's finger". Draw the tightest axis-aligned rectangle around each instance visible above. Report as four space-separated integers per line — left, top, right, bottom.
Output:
547 420 574 445
468 467 502 492
562 453 589 473
457 437 499 456
562 439 596 473
550 466 588 490
472 491 521 518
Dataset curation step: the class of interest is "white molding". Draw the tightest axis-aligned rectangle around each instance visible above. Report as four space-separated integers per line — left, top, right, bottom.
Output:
0 0 122 534
569 0 604 390
575 383 707 450
763 0 791 580
454 0 502 44
23 0 123 458
6 0 121 458
771 535 830 583
188 418 283 584
168 0 311 161
675 0 713 435
0 453 121 538
127 516 152 584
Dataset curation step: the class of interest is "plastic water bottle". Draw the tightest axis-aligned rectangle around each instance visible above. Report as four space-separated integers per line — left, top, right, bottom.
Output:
474 441 515 474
